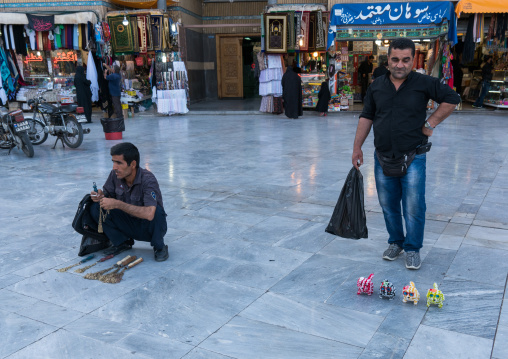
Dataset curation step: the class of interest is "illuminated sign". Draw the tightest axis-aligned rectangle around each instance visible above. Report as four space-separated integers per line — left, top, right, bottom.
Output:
24 53 44 64
53 51 77 63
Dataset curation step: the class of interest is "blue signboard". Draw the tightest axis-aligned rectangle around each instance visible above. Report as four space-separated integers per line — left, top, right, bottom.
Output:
327 1 457 49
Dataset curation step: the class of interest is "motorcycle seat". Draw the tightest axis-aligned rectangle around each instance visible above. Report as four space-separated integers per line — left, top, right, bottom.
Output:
59 104 78 113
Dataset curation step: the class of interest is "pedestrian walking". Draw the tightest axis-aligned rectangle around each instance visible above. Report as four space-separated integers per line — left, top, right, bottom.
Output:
351 38 460 270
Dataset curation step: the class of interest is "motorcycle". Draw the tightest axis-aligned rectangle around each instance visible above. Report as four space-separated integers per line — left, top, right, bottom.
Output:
25 95 88 149
0 107 34 158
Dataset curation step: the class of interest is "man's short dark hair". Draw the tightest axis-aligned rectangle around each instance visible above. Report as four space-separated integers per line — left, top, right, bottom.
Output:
111 142 140 168
114 65 121 74
369 55 374 60
388 38 415 57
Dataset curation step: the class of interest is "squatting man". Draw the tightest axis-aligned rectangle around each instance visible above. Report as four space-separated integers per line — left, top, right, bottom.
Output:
90 142 169 262
352 38 459 270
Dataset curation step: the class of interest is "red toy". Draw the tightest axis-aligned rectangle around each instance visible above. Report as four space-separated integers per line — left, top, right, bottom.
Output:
357 273 374 295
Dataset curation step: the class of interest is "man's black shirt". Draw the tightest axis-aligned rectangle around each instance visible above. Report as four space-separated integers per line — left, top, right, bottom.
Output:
360 71 460 158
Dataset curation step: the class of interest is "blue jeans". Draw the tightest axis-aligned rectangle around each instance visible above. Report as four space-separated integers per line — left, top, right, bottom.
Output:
374 152 427 252
474 81 490 107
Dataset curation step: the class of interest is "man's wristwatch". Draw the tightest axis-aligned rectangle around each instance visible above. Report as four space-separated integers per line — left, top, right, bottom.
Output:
425 120 435 130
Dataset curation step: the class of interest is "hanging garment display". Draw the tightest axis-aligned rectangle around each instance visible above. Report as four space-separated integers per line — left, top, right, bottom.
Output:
36 31 43 51
315 11 325 50
3 25 9 50
12 25 27 56
109 16 134 53
287 11 295 52
163 14 171 50
129 15 140 53
151 14 163 51
27 14 55 32
156 89 188 114
137 15 147 53
87 50 100 102
74 24 80 50
146 14 153 51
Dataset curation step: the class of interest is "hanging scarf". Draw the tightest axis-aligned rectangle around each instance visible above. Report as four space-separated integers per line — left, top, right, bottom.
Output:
42 31 51 51
3 25 10 50
87 50 99 102
81 24 87 49
73 24 80 50
36 31 44 51
12 25 27 56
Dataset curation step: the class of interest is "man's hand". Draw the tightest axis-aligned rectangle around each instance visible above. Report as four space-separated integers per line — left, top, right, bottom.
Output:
91 189 104 203
100 197 119 210
422 126 433 137
352 148 363 170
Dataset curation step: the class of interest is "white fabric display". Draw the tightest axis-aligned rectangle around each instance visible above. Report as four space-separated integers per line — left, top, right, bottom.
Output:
9 25 15 51
259 68 282 83
0 75 8 104
86 51 99 102
267 54 282 68
259 81 282 96
3 25 9 50
156 89 188 115
25 26 36 50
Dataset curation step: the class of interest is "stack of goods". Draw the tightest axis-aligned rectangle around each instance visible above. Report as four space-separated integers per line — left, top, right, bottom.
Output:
156 89 188 114
258 53 284 113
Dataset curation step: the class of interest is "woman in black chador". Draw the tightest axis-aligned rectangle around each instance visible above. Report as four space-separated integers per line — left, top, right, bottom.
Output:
315 80 331 116
281 66 303 119
74 66 93 123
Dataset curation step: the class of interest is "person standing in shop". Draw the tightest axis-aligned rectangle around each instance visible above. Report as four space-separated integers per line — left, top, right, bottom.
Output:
74 66 93 123
351 38 459 270
103 64 123 119
281 65 303 119
472 55 494 109
358 55 374 101
315 80 331 116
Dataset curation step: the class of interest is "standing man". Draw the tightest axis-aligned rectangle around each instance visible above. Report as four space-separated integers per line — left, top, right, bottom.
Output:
352 38 459 270
103 64 123 119
358 55 374 101
372 61 389 81
472 55 494 109
90 142 169 262
281 65 303 119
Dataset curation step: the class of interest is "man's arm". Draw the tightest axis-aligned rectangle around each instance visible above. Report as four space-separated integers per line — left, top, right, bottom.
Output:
100 198 156 221
352 117 373 169
422 102 456 137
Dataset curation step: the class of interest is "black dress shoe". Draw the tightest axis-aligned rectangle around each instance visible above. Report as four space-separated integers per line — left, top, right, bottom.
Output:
154 245 169 262
103 241 132 256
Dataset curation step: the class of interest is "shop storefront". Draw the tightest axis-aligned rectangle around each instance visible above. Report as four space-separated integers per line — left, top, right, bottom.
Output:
327 1 457 111
105 9 187 116
455 0 508 109
259 4 329 113
0 12 98 110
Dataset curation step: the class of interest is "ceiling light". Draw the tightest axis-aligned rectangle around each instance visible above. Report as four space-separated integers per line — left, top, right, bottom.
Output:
171 23 177 33
244 37 251 40
423 39 431 42
375 40 382 46
122 15 129 26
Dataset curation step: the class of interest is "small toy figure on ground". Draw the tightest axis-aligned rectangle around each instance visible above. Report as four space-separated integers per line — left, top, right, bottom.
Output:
379 279 396 300
427 283 445 308
402 281 420 305
357 273 374 295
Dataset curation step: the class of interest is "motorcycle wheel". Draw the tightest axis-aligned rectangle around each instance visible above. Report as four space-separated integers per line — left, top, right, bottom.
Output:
0 140 12 149
19 132 34 158
63 115 84 148
26 117 48 145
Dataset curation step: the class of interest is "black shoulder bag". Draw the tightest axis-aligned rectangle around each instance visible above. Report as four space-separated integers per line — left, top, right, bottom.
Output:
72 194 110 256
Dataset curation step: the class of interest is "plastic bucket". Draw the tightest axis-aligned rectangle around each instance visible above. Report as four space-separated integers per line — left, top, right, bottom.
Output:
105 132 123 140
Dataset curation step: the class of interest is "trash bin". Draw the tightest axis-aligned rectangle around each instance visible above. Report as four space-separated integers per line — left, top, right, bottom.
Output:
101 118 125 140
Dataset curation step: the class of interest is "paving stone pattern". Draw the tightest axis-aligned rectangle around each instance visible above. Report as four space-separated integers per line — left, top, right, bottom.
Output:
1 110 507 358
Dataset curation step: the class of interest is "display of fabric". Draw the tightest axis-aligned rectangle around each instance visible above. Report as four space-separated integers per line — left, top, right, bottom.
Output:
3 25 9 50
315 10 325 50
462 16 475 65
73 25 79 50
259 95 273 112
137 15 147 53
146 14 153 51
259 68 282 82
27 14 55 32
9 25 15 52
42 31 51 51
287 11 295 52
80 24 87 49
129 15 140 53
109 16 134 53
151 15 163 51
0 74 7 105
36 31 43 51
156 89 188 114
87 50 99 102
163 14 171 50
259 54 284 110
66 25 73 49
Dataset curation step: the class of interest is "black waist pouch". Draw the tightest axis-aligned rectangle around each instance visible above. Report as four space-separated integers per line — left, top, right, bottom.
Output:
376 142 431 177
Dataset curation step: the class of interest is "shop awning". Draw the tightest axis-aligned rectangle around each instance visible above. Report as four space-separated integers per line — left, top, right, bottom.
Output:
327 1 457 48
0 12 97 25
108 0 179 9
455 0 507 18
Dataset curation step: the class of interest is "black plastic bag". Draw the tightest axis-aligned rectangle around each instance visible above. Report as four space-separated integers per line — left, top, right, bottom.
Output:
325 167 368 239
78 235 111 256
100 117 125 133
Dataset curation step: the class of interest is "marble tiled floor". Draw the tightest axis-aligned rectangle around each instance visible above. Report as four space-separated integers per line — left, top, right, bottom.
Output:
1 110 507 359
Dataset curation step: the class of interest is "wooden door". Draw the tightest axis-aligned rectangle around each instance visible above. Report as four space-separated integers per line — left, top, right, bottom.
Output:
218 37 243 98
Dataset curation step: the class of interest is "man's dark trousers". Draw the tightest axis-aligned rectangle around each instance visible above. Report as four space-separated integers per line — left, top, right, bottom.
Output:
90 202 167 250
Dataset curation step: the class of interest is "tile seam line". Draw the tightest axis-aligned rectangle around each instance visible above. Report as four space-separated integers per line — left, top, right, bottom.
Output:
491 273 508 359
